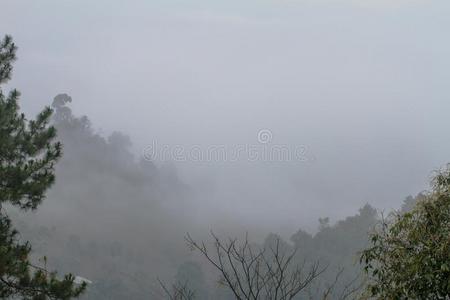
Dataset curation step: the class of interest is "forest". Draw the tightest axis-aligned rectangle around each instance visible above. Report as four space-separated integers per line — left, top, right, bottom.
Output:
2 1 450 299
2 51 448 298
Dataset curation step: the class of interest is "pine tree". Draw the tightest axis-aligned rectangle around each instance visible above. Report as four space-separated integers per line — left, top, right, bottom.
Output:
0 35 86 299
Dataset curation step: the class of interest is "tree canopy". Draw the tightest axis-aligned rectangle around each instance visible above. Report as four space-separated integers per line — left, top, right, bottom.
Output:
361 166 450 299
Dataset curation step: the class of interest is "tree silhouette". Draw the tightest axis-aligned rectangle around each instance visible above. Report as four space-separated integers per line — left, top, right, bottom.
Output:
185 232 325 300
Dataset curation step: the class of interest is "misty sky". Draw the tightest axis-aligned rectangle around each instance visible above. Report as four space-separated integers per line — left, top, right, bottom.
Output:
2 0 450 232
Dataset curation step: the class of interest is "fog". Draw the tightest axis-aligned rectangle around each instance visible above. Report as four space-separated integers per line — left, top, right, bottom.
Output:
1 0 450 298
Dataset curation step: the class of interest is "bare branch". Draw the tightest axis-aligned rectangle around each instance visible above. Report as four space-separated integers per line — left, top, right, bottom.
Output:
186 232 325 300
158 278 195 300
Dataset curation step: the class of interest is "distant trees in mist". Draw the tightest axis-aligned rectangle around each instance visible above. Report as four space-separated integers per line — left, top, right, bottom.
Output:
184 232 361 300
3 34 450 300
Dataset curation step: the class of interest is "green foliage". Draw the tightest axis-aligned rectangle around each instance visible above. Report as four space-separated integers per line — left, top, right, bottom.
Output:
361 167 450 299
0 35 85 299
0 38 61 210
0 215 85 299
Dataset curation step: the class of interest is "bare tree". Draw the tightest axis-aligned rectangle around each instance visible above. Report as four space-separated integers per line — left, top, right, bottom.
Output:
158 278 195 300
185 232 326 300
306 268 365 300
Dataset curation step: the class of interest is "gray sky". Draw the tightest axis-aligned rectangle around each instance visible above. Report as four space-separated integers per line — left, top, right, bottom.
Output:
2 0 450 232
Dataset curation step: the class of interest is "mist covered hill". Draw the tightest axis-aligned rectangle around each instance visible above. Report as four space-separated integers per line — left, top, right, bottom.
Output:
8 94 422 299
